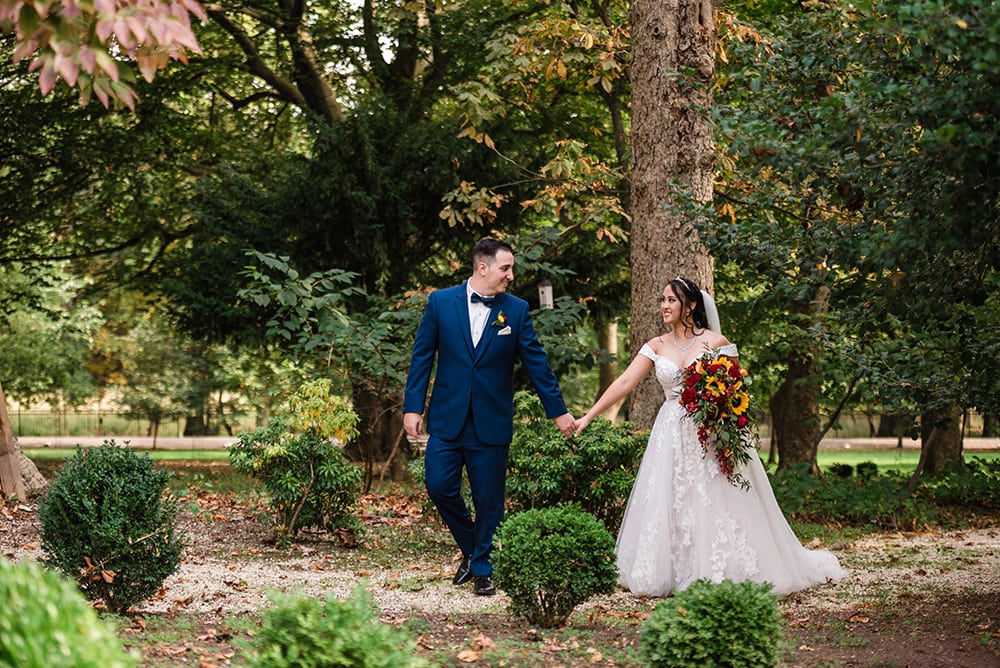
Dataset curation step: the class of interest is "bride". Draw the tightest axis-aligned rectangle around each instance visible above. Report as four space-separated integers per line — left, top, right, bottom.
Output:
573 277 846 597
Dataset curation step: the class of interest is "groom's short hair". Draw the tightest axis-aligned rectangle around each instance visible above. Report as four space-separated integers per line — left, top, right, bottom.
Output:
472 238 513 269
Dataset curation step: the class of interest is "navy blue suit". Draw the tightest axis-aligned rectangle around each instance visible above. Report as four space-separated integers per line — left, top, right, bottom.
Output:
403 282 567 576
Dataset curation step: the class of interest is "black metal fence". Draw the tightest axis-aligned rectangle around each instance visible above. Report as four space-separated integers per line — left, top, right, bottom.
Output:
9 409 261 438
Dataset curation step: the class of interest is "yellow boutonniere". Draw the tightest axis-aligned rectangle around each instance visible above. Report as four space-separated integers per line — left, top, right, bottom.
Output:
491 312 507 327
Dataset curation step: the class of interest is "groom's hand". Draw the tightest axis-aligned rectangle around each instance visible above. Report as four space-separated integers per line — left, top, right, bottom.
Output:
553 413 576 439
403 412 423 439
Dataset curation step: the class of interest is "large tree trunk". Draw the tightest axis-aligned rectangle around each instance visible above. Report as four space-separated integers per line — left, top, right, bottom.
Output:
596 319 624 422
628 0 717 430
770 352 821 474
344 386 408 490
0 382 46 499
0 382 26 501
769 286 830 473
982 414 998 438
921 405 963 475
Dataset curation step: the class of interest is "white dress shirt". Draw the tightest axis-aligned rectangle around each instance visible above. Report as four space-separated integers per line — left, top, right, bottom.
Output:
467 284 491 347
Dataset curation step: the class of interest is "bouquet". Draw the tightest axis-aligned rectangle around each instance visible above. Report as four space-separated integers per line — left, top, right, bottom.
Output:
679 351 759 490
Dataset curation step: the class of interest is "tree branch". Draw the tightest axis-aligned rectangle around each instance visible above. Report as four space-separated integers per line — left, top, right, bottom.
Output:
204 6 310 109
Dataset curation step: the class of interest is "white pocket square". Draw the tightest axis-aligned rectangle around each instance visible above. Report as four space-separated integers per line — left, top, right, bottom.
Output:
497 326 512 336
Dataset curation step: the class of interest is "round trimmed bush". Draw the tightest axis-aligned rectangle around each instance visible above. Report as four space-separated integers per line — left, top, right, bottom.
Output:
0 556 137 667
38 442 183 614
491 504 617 627
640 579 782 667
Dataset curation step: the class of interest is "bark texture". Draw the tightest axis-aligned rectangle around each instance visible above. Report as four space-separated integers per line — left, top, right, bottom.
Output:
921 405 964 475
0 382 26 500
769 286 830 473
770 352 821 474
597 320 624 422
628 0 717 430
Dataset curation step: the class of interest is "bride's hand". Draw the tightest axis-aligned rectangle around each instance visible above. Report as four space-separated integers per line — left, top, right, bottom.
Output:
573 415 592 438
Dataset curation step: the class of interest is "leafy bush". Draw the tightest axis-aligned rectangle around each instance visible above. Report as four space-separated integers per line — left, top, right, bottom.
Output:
639 579 781 668
922 457 1000 508
507 392 644 532
0 557 138 668
229 379 363 546
491 504 617 627
856 461 879 480
245 587 427 668
38 442 183 614
769 463 933 529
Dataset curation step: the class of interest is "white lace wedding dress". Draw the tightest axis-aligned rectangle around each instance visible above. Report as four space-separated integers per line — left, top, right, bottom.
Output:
615 343 847 597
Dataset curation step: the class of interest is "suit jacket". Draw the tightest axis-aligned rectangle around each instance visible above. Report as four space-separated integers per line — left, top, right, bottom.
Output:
403 282 567 445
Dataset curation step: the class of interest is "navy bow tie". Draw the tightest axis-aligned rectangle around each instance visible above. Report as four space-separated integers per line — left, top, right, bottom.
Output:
471 293 495 306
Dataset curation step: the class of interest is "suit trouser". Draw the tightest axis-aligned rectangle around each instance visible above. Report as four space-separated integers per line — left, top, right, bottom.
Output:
424 421 509 578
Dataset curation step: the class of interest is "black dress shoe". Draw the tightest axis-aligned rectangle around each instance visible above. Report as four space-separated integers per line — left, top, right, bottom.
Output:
474 576 496 596
452 556 472 585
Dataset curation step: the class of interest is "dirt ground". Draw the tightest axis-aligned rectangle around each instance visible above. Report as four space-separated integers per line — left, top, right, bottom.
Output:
2 462 1000 667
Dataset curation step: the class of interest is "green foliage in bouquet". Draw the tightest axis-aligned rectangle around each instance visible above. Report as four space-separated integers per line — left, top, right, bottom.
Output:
245 587 427 668
507 391 644 532
38 442 183 614
640 579 781 668
0 557 138 668
491 505 617 628
229 379 363 547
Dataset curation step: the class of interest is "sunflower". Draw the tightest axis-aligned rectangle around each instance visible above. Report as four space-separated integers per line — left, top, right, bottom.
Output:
729 391 750 416
704 376 727 398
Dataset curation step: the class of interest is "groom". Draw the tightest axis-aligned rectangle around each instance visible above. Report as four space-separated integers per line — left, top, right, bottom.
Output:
403 238 575 596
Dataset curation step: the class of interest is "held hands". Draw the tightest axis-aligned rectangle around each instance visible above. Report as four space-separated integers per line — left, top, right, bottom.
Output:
553 413 576 439
573 414 593 438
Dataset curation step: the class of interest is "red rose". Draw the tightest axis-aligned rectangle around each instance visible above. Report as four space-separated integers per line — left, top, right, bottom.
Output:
685 373 700 387
681 387 697 404
737 415 749 428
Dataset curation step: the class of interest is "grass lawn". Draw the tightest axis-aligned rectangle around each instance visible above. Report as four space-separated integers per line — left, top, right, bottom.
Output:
815 448 1000 472
23 446 1000 471
24 448 231 462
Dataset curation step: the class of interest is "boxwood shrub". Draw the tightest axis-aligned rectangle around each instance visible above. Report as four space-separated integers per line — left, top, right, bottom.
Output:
491 504 617 627
38 442 183 614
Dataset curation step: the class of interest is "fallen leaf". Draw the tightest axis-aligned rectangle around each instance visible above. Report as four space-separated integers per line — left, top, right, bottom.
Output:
457 650 481 662
161 644 190 656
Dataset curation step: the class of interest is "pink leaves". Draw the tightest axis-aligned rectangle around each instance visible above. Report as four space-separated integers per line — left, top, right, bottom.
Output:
2 0 206 109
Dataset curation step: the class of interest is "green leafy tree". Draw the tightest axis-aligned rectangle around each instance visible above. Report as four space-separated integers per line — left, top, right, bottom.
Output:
709 0 1000 479
0 263 99 407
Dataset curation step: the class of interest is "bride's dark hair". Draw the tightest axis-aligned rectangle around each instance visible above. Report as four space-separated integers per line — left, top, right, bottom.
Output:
668 277 709 331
